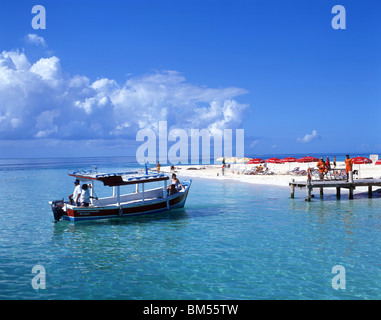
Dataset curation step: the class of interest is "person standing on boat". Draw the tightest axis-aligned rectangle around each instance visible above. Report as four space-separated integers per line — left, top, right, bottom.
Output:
69 179 81 206
80 184 97 207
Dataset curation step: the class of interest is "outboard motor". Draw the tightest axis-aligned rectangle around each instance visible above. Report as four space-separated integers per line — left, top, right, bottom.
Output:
50 199 65 222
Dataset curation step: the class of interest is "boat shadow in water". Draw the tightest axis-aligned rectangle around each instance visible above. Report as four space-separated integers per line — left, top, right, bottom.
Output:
100 207 189 225
52 207 189 232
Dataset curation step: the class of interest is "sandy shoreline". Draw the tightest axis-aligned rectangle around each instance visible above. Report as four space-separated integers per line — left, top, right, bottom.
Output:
157 162 381 194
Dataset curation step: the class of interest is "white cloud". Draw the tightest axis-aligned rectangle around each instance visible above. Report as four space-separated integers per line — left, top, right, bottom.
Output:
0 49 249 142
30 56 61 81
0 50 30 70
250 140 260 148
26 34 46 47
297 130 320 143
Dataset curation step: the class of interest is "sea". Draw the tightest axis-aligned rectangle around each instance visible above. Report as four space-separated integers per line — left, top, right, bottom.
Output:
0 154 380 300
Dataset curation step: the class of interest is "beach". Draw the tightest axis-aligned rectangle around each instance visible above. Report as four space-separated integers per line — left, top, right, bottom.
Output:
160 162 381 192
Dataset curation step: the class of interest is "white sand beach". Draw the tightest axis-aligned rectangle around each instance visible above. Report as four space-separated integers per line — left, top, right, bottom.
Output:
158 162 381 194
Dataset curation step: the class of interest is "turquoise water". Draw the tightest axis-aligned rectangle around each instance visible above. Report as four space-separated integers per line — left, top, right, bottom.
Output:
0 157 380 300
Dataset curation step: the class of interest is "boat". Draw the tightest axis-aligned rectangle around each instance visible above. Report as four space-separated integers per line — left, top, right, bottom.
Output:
49 168 192 222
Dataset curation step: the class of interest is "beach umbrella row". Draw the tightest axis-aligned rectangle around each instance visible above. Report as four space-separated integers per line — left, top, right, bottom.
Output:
217 156 377 165
218 156 318 164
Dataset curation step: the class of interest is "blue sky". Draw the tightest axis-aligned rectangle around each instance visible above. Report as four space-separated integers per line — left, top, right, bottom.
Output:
0 0 380 159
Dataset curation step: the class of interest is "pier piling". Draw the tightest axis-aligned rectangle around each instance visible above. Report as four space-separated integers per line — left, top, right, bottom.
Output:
291 179 295 198
349 187 354 200
336 187 341 199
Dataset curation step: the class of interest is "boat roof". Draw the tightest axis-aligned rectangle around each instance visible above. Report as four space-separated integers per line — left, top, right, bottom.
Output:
69 170 169 186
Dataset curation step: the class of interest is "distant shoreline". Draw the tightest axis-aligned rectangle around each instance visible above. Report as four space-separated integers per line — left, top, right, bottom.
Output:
159 162 381 193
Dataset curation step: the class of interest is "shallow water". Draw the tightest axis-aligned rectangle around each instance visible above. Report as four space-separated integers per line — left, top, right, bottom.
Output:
0 158 380 299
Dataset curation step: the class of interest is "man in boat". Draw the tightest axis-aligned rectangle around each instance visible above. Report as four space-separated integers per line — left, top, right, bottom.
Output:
79 183 98 207
68 179 81 206
167 173 183 196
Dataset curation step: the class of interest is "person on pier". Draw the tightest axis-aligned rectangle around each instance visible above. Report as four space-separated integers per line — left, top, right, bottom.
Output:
317 157 327 180
345 154 353 182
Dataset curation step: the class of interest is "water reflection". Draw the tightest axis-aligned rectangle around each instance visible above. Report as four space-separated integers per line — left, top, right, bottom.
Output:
51 208 189 236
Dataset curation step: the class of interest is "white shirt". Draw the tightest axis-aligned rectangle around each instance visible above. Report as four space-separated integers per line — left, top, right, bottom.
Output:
73 185 82 203
80 188 90 204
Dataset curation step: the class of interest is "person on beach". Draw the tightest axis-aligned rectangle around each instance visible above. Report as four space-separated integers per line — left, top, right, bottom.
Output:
68 179 82 206
156 161 161 173
255 165 264 174
167 173 183 196
317 157 327 180
333 156 337 168
345 154 353 182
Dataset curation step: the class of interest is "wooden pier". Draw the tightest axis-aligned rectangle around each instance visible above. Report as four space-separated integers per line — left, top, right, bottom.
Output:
289 178 381 201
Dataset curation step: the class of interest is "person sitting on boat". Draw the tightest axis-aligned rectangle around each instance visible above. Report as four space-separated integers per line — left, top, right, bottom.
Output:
80 184 97 207
167 173 183 196
68 179 82 206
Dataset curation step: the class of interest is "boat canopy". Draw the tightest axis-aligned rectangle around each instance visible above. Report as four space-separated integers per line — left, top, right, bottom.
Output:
69 171 169 187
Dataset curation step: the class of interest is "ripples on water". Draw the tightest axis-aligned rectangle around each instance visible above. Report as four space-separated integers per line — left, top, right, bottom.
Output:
0 158 380 299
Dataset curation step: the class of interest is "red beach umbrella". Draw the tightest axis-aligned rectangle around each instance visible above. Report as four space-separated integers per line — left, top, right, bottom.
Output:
351 156 372 164
375 160 381 165
351 156 372 178
265 157 281 163
280 157 298 163
297 156 319 163
326 156 331 170
247 158 265 164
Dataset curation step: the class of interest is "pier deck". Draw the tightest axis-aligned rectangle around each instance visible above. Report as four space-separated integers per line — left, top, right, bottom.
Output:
289 178 381 201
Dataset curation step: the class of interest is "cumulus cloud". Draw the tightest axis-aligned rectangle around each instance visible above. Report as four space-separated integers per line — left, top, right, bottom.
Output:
0 49 249 142
26 34 47 47
297 130 320 143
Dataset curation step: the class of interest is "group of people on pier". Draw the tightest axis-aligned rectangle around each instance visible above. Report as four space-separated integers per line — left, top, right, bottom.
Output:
315 155 353 182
